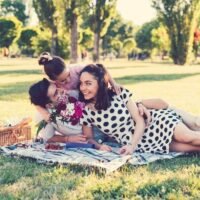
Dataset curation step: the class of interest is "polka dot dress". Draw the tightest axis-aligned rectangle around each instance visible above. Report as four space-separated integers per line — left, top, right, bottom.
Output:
80 88 182 154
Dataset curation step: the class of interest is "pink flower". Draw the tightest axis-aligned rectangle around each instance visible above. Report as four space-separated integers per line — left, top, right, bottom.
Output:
74 105 83 118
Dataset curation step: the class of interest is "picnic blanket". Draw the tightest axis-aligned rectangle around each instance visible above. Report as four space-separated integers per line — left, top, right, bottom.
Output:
0 142 183 174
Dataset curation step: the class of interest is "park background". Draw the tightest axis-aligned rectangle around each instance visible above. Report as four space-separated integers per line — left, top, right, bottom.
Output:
1 0 200 199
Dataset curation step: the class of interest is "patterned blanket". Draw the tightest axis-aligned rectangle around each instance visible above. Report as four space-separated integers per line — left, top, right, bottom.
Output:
0 142 183 173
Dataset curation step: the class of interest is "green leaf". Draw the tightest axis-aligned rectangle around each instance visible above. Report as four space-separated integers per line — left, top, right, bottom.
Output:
36 120 47 136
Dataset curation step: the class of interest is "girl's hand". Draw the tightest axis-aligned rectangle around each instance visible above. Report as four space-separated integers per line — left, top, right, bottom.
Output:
99 144 112 152
119 145 134 155
67 135 87 143
112 83 122 95
137 103 151 126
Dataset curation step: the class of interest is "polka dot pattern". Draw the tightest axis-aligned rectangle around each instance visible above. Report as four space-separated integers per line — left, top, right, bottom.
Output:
80 89 182 154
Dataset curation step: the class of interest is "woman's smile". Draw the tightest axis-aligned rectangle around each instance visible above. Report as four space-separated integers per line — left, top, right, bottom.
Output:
79 72 99 100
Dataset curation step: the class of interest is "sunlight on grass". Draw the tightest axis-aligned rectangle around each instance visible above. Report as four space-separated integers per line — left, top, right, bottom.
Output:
1 58 200 199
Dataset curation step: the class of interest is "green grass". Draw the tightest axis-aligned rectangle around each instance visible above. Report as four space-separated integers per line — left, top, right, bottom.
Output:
1 58 200 199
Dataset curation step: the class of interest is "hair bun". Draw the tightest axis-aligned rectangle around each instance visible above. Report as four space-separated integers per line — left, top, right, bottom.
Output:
38 52 53 65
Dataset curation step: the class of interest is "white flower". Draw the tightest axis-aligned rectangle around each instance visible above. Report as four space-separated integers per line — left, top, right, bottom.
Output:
66 103 75 115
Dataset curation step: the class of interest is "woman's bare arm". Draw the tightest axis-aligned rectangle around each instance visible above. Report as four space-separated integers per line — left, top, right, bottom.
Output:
120 99 146 155
139 98 169 109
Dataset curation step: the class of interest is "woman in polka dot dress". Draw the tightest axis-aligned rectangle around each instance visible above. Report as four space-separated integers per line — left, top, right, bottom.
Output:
79 64 200 155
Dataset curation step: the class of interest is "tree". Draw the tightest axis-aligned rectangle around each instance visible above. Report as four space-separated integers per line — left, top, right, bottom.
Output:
17 27 38 56
33 0 59 55
152 0 200 65
61 0 79 63
89 0 117 61
0 16 22 49
0 0 28 25
151 25 170 59
101 13 136 58
32 31 51 54
135 20 159 52
57 0 89 63
79 28 93 51
123 38 137 54
32 30 70 58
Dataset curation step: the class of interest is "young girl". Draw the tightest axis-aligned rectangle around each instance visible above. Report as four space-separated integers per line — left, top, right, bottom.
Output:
79 64 200 154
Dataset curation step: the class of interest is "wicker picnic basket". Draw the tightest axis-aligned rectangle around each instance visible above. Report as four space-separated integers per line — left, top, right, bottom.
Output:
0 118 32 146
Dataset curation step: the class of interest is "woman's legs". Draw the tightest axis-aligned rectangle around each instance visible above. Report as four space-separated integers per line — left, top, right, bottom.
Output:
172 107 200 131
169 141 200 152
173 122 200 146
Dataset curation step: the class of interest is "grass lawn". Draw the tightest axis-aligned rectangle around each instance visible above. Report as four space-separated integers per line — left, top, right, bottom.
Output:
0 58 200 199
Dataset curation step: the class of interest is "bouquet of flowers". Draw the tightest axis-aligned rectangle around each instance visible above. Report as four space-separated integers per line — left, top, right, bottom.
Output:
49 95 85 126
36 94 85 136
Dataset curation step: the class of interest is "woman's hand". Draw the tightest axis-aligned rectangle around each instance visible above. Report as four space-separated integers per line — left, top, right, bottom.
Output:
137 103 151 126
99 144 112 152
67 135 87 143
119 145 134 155
112 83 122 95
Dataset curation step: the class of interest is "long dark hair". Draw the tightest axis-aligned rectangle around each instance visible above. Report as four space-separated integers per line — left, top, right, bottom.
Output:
79 64 115 110
29 78 51 108
38 52 66 80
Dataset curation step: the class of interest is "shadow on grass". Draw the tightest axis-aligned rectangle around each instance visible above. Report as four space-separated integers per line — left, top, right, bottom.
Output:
115 72 200 85
0 81 36 100
0 69 42 76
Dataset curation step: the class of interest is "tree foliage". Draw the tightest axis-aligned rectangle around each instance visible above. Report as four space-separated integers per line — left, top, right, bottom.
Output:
32 30 70 58
17 27 38 55
0 0 28 25
102 13 136 57
79 28 93 51
152 0 200 65
123 38 137 54
135 20 159 52
88 0 117 61
0 16 22 48
151 25 170 57
61 0 82 63
33 0 59 55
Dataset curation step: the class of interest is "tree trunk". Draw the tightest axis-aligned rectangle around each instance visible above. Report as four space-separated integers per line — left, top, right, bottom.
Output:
51 26 58 55
93 32 100 62
170 28 187 65
70 13 78 63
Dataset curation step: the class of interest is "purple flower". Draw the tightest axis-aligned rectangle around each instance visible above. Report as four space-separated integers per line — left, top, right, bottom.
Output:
68 96 77 103
56 102 66 113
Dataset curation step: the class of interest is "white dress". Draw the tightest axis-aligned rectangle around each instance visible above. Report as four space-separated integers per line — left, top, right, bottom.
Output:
80 88 182 154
